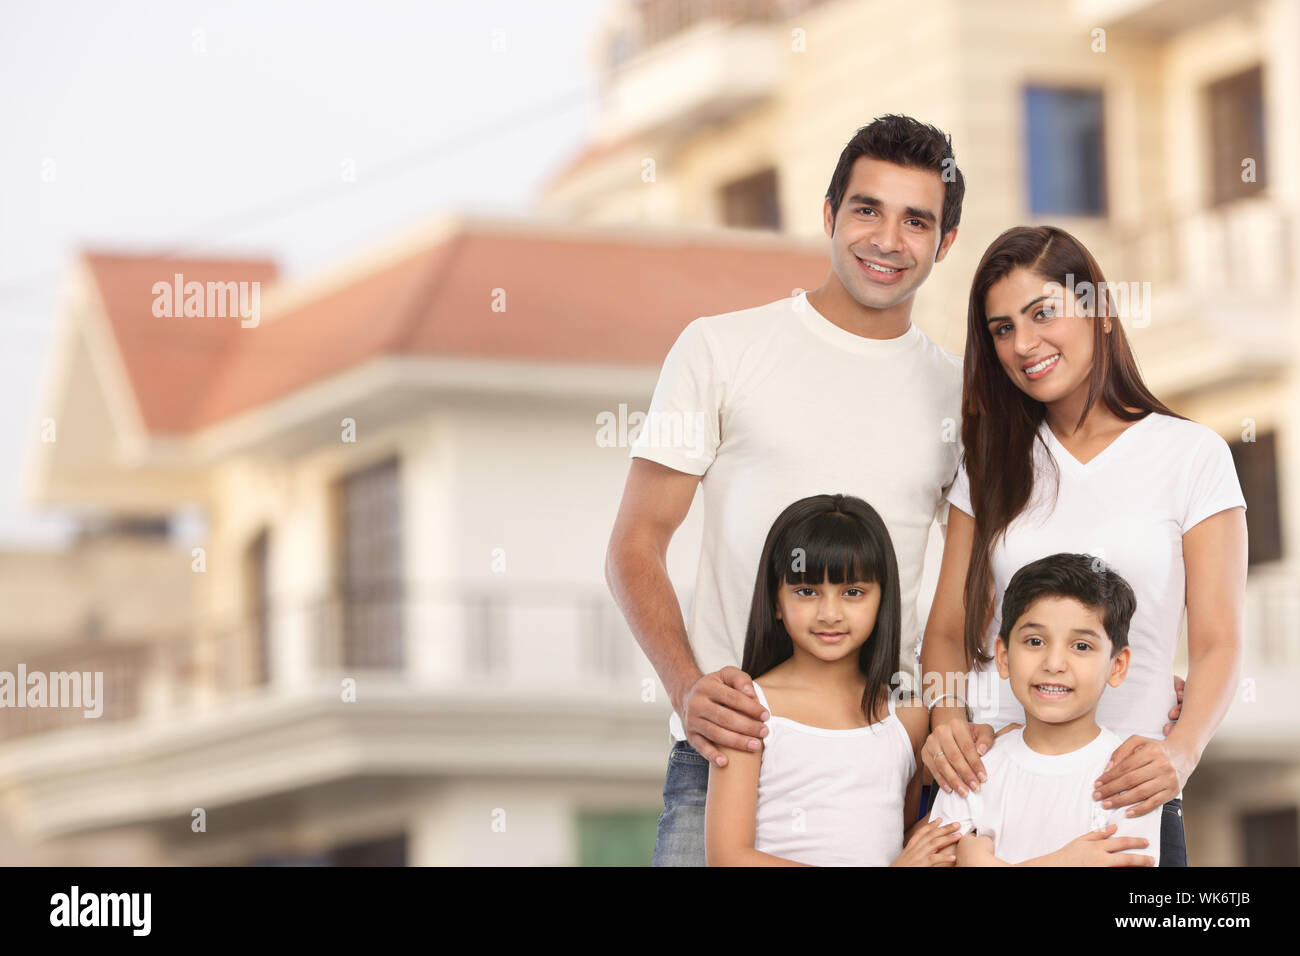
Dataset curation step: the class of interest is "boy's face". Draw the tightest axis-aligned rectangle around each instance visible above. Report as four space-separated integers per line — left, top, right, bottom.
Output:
995 595 1130 723
775 574 880 665
822 156 956 312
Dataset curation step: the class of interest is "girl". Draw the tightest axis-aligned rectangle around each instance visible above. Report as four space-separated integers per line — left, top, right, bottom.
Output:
705 493 962 866
919 226 1248 866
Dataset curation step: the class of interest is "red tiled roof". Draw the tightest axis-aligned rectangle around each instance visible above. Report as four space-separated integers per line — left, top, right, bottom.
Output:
82 222 829 435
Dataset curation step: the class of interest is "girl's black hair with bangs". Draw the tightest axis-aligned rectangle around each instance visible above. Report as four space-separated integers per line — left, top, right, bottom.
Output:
741 493 903 725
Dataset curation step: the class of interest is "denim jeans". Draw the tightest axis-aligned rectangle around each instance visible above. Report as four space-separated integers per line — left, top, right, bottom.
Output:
1160 798 1187 867
651 740 709 867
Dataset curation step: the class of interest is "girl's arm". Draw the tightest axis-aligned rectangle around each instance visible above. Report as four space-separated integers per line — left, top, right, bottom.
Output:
1093 507 1247 814
705 744 812 866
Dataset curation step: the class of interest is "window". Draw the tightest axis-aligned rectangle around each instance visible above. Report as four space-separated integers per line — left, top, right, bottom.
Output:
720 167 781 230
1241 807 1298 867
1228 431 1281 566
1024 86 1106 216
576 809 660 866
249 833 407 867
335 458 403 669
1206 66 1266 205
243 529 270 687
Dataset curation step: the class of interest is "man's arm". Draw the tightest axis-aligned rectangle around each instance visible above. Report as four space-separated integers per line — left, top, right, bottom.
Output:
604 458 767 765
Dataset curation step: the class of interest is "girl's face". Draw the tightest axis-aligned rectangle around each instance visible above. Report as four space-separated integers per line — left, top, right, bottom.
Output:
984 267 1099 405
775 574 881 664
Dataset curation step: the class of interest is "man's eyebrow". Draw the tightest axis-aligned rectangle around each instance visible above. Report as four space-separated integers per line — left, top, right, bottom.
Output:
986 294 1051 325
1015 621 1103 639
844 194 938 224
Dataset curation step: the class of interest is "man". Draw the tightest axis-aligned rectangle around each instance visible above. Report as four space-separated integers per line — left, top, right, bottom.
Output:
605 115 965 866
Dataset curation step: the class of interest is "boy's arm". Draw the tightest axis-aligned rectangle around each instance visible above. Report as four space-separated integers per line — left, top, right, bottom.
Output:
705 744 812 866
955 832 1067 866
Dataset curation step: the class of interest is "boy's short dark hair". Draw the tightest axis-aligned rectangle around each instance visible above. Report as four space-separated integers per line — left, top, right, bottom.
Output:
997 553 1136 656
824 114 965 238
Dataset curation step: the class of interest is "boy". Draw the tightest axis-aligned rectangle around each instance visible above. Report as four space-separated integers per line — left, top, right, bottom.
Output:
928 552 1161 865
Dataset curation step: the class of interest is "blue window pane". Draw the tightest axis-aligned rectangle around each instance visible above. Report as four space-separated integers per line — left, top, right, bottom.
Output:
1025 87 1105 215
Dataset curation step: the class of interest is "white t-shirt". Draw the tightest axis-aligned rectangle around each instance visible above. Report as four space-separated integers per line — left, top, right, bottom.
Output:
750 681 914 866
630 292 963 740
946 412 1247 743
928 726 1162 865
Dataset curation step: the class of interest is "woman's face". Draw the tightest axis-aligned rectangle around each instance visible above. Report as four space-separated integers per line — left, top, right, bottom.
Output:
984 267 1098 404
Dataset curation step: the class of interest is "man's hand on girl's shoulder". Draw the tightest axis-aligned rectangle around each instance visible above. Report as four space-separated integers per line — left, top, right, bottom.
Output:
680 666 769 767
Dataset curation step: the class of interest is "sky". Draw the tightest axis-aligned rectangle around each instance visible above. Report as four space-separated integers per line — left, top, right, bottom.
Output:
0 0 611 545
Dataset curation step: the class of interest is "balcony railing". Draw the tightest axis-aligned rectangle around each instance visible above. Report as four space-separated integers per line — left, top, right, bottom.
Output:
0 586 646 740
1103 200 1292 307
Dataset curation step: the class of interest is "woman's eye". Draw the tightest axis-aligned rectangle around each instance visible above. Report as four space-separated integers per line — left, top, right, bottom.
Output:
795 587 815 597
1035 307 1057 320
845 588 862 597
993 323 1011 338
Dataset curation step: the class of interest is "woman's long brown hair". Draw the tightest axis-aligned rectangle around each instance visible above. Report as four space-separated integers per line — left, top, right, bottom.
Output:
959 226 1186 668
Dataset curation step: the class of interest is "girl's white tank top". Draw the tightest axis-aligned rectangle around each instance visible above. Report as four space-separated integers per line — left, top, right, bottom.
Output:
750 680 915 866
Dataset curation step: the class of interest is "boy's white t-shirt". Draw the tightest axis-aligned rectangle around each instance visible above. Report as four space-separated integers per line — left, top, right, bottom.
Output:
946 412 1247 744
928 726 1162 865
630 292 963 740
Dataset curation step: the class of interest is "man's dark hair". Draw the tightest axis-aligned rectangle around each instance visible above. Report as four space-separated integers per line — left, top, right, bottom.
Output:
997 553 1136 656
825 114 965 239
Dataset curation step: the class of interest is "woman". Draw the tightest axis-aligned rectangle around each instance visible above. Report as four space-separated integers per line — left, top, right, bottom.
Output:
919 226 1248 865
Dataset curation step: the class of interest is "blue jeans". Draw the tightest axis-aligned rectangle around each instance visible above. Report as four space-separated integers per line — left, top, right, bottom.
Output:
651 740 709 866
1160 797 1187 867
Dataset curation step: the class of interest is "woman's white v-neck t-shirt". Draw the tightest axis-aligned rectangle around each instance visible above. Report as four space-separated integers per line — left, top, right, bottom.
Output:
945 412 1247 742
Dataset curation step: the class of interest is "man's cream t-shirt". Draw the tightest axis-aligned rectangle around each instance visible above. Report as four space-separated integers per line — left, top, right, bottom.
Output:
629 292 963 740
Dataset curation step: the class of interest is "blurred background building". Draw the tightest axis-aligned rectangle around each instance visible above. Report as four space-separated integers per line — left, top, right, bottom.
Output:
4 0 1297 865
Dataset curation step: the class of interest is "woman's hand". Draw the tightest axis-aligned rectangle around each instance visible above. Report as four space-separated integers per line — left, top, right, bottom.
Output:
890 818 963 867
1093 735 1192 817
922 709 995 796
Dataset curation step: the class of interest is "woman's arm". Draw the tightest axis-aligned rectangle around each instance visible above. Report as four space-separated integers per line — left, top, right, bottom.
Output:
1094 507 1247 814
704 744 811 866
896 695 931 837
918 506 995 794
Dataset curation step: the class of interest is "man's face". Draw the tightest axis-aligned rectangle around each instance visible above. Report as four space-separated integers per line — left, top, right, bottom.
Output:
995 595 1130 724
822 156 956 312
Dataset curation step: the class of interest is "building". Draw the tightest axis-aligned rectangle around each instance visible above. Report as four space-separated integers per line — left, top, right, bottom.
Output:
10 222 828 865
543 0 1300 864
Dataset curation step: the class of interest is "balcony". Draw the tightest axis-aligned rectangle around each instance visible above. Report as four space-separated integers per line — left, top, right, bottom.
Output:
1209 564 1300 759
0 588 669 840
1104 200 1294 395
1069 0 1245 35
598 16 787 144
